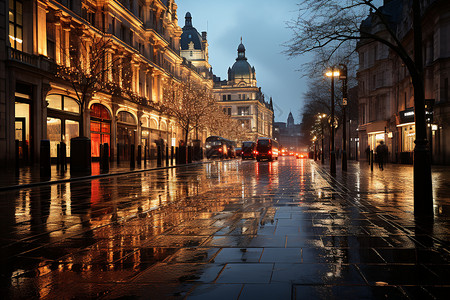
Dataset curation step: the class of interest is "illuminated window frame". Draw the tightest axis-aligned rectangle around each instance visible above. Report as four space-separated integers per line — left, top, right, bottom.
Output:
9 0 23 51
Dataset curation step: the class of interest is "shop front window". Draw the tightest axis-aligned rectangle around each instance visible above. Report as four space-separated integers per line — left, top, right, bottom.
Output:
65 120 79 156
46 94 80 158
403 125 415 152
47 117 61 157
90 104 111 158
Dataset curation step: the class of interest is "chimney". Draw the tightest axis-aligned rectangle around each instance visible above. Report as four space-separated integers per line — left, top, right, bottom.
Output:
202 31 207 41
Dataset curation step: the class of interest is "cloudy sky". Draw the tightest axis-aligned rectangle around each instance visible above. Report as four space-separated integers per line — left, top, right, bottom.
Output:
176 0 311 123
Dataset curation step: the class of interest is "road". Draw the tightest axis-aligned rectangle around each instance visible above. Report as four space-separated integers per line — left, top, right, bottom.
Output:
1 157 450 299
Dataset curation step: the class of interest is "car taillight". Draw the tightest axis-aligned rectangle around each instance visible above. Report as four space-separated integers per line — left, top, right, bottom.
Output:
254 151 258 154
218 148 222 152
268 150 272 154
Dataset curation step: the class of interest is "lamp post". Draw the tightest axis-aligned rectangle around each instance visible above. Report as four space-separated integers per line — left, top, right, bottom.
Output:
318 113 327 164
339 64 348 171
326 69 340 175
313 136 317 161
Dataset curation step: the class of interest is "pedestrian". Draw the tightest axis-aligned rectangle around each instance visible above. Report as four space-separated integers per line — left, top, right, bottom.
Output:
365 145 370 164
375 141 388 170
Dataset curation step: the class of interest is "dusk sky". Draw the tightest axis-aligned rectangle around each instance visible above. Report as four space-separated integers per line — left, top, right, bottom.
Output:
177 0 310 124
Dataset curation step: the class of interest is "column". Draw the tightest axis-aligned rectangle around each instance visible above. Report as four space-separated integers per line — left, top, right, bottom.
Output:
63 27 70 67
36 1 48 56
55 21 62 64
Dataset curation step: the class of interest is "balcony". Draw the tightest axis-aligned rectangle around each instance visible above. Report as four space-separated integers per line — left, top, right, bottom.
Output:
8 47 57 74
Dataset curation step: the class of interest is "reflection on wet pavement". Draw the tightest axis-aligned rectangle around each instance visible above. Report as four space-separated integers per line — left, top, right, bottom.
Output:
1 158 450 299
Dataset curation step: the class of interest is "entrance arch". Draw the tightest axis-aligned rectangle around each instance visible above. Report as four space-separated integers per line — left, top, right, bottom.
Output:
117 111 137 161
90 103 111 158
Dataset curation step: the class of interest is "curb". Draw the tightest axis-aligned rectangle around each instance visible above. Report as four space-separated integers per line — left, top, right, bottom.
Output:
0 160 213 192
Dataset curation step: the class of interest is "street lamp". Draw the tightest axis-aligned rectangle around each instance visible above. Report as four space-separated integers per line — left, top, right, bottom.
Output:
339 64 348 171
325 68 340 174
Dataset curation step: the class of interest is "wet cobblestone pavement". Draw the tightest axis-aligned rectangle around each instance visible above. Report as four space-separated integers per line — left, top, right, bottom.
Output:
1 158 450 299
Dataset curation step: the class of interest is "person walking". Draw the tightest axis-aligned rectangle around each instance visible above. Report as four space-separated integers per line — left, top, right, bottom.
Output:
375 141 388 171
365 146 371 165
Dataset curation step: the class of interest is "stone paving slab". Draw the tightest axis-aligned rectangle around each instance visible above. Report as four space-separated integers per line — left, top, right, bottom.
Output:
1 158 450 299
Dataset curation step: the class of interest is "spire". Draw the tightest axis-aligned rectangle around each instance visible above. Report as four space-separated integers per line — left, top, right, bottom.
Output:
185 12 192 27
237 38 246 60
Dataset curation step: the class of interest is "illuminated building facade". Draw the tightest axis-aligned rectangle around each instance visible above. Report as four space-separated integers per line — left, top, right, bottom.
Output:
213 41 274 142
1 0 212 167
357 0 450 164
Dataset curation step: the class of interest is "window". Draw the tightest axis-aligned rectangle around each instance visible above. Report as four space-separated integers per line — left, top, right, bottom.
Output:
47 117 61 157
9 0 23 51
223 107 231 115
46 94 80 157
222 95 226 101
47 94 80 113
227 95 231 100
46 23 55 60
120 24 126 41
118 111 136 124
238 106 250 116
90 104 111 157
111 17 116 35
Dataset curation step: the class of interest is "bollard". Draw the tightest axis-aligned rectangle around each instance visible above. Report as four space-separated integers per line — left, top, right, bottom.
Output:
117 143 120 164
144 145 147 167
100 144 104 170
15 139 20 170
102 143 109 172
157 145 162 166
40 140 51 178
166 145 169 165
130 144 135 169
60 142 67 171
137 145 142 167
57 143 60 171
187 146 193 163
70 137 91 175
370 150 374 172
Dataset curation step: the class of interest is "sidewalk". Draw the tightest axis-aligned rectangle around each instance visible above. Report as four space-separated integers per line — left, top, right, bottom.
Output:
1 158 450 299
0 158 209 191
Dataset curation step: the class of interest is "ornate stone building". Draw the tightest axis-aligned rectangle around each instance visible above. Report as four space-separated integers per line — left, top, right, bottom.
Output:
1 0 212 167
357 0 450 164
213 41 274 142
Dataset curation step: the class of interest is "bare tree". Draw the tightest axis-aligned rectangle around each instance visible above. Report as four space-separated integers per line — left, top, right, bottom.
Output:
285 0 432 214
161 78 216 145
56 34 119 136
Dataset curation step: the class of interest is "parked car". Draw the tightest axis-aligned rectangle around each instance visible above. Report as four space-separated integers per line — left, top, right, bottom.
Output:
235 147 242 156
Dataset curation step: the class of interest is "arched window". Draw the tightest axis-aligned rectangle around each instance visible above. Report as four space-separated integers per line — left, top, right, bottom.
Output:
150 119 158 129
91 103 111 120
90 104 111 158
118 111 136 125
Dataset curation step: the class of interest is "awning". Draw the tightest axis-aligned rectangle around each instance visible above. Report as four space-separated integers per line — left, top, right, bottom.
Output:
366 120 387 134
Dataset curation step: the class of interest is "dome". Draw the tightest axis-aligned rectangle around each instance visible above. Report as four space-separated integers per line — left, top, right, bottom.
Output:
229 41 255 81
181 12 203 51
231 60 253 79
